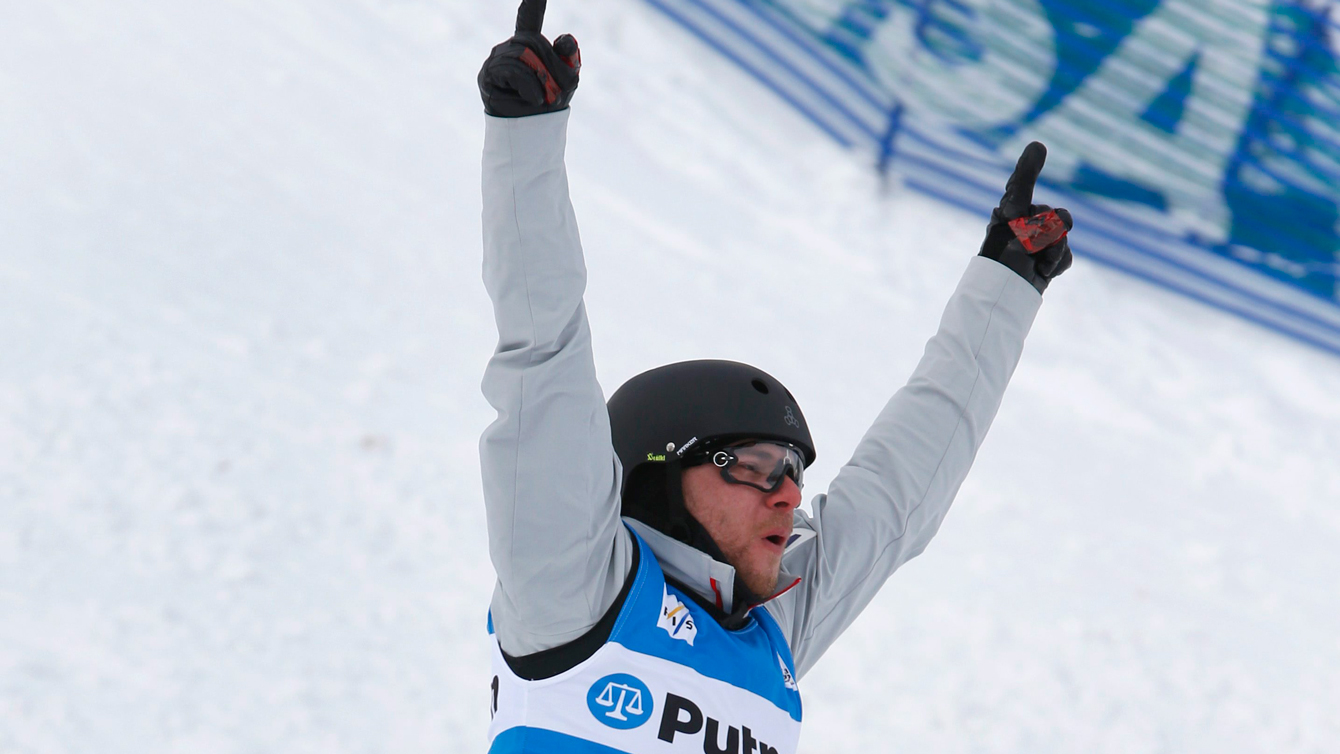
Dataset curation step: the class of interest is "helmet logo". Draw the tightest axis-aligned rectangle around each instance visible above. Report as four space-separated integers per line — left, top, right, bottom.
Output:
784 406 800 428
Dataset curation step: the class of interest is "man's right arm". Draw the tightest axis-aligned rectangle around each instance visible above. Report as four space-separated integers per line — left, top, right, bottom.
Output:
479 13 632 657
766 144 1073 677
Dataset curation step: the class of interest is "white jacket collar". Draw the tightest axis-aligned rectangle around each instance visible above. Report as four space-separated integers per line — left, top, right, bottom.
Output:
624 518 801 613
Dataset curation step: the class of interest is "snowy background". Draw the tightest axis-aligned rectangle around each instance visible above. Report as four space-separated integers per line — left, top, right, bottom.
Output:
3 1 1339 752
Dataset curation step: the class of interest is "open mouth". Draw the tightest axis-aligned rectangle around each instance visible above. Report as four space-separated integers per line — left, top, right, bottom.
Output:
764 534 786 547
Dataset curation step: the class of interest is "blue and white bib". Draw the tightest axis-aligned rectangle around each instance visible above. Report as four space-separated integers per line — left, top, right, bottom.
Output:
487 528 803 753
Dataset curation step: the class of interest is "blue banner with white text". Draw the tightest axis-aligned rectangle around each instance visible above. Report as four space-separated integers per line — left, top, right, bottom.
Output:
645 0 1340 354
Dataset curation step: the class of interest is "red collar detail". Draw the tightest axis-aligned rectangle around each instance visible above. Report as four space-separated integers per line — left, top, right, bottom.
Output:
768 576 802 602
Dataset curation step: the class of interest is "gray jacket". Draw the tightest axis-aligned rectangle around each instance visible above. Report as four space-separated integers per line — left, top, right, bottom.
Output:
480 109 1041 679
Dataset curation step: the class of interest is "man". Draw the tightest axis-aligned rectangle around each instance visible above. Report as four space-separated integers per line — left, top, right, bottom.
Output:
477 1 1073 751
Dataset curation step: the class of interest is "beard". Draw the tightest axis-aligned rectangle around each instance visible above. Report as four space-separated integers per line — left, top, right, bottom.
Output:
722 541 781 598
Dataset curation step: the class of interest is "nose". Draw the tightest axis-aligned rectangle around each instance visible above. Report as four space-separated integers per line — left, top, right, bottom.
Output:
766 476 802 510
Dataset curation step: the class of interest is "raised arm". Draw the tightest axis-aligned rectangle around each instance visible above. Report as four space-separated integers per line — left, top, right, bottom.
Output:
770 144 1073 677
478 1 633 657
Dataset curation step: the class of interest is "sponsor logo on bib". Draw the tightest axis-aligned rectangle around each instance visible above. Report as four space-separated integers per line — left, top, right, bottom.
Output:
657 587 697 645
587 673 653 729
777 654 797 691
658 693 784 754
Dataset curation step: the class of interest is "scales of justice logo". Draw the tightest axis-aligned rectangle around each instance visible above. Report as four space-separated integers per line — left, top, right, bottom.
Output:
586 673 654 729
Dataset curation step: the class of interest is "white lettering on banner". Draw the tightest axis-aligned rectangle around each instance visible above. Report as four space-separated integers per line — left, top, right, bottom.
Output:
785 0 852 35
865 0 1055 127
1003 0 1270 241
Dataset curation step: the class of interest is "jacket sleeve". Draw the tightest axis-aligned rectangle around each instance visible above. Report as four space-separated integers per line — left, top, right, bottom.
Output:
766 256 1042 678
479 109 634 657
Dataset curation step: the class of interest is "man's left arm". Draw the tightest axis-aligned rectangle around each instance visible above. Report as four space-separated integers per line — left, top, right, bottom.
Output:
768 143 1072 678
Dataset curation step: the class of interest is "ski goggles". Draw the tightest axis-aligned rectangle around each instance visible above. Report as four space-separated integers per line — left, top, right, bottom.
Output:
701 441 806 493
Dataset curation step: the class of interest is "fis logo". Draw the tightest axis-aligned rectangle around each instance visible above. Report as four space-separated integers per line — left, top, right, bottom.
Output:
658 587 697 645
777 655 797 691
658 694 782 754
587 673 653 729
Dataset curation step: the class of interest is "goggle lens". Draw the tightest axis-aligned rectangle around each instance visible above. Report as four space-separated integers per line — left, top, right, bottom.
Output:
709 442 805 493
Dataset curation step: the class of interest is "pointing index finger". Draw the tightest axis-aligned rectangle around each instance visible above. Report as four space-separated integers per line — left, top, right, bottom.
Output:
516 0 546 34
1000 141 1047 219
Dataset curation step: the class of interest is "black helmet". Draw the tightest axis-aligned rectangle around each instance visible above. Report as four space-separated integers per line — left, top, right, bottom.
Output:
609 360 814 614
607 359 816 493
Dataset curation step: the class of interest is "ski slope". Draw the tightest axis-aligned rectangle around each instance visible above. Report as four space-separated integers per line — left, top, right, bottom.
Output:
2 1 1338 752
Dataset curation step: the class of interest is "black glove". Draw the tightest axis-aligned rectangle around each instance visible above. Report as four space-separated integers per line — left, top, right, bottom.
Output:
478 0 581 118
978 142 1074 294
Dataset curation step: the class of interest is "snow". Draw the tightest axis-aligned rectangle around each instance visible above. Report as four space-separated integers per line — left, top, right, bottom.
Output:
2 0 1339 752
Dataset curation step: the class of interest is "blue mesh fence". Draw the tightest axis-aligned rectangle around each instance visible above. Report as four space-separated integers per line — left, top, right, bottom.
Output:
645 0 1340 355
